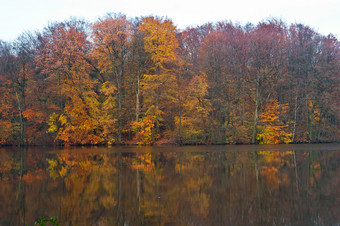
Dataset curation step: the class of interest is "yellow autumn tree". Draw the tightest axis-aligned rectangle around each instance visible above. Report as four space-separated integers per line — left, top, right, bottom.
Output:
137 16 180 143
175 73 211 143
131 105 163 145
98 81 117 144
257 99 292 144
47 91 102 145
138 16 178 68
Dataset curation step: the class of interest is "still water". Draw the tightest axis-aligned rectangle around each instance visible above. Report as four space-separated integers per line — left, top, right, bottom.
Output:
0 144 339 225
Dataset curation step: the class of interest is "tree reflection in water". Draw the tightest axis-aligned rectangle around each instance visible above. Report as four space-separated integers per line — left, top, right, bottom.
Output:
0 145 339 225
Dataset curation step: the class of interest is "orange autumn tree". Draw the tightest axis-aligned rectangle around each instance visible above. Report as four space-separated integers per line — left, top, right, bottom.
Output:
42 20 101 145
135 16 180 144
257 99 292 144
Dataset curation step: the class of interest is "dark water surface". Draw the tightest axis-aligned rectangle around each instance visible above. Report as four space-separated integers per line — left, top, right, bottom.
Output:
0 144 339 225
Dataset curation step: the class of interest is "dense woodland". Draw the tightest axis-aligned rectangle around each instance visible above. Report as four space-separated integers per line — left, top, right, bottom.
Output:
0 14 339 146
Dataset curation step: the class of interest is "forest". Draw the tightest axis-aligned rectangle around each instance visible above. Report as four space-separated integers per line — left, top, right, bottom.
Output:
0 14 339 146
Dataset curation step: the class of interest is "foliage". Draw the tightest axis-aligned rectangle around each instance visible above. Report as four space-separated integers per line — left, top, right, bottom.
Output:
257 100 292 144
176 73 211 142
0 16 339 146
138 16 179 68
132 105 163 145
35 216 59 226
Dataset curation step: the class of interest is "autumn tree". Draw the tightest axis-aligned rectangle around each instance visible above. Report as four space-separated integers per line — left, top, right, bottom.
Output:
199 24 230 143
40 19 101 145
248 20 288 144
0 41 16 144
287 24 339 142
311 35 339 141
175 73 211 143
0 33 38 145
136 16 180 144
256 99 292 144
287 24 319 142
91 13 133 143
202 22 253 144
129 19 149 123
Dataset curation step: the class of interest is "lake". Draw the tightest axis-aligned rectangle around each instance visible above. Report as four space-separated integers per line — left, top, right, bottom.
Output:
0 144 339 225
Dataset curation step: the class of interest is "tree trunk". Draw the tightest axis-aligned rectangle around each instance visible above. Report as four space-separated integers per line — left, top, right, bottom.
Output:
251 78 260 144
15 90 24 146
135 69 140 122
177 74 182 144
241 78 245 126
292 84 299 143
239 68 245 126
309 100 315 142
117 88 122 143
116 68 123 143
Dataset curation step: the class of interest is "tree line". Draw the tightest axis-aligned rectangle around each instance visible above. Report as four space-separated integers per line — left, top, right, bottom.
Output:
0 14 339 145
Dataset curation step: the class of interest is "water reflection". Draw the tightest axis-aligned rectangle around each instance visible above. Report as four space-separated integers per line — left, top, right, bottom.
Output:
0 145 339 225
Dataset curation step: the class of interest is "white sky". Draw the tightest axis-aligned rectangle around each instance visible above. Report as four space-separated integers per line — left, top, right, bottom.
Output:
1 0 339 42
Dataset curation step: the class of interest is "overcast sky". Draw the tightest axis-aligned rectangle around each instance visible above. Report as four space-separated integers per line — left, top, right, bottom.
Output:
1 0 339 42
